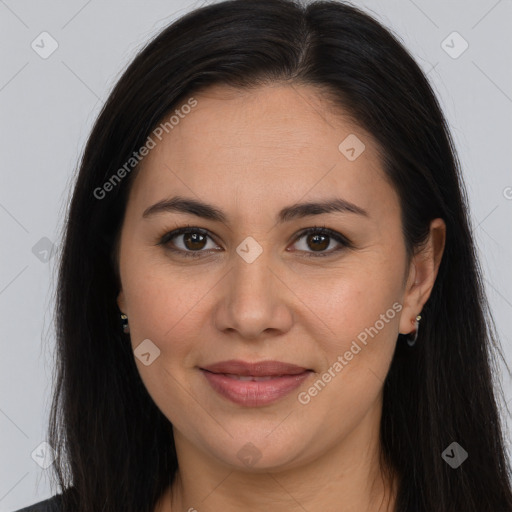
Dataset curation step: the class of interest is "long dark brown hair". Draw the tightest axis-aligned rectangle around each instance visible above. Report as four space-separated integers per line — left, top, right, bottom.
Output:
47 0 512 510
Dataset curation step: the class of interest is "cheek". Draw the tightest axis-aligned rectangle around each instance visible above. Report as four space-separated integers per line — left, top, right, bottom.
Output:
294 272 401 439
291 259 403 426
121 267 209 425
122 262 217 366
292 257 403 345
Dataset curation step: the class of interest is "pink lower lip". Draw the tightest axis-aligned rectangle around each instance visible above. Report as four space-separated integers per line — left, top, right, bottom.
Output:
201 369 312 407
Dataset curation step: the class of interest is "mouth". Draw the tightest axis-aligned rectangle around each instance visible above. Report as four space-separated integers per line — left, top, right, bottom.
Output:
210 373 299 381
199 360 314 407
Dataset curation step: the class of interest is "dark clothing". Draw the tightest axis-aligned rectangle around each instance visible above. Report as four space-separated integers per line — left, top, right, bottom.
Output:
12 493 64 512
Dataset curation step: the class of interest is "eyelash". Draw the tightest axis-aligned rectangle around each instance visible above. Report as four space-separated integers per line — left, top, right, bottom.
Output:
157 224 353 259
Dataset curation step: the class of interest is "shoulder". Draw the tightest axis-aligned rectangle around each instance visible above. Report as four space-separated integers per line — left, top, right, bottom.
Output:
12 493 64 512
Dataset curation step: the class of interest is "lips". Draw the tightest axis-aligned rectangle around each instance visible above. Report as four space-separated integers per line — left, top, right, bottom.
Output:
199 359 313 407
200 359 310 377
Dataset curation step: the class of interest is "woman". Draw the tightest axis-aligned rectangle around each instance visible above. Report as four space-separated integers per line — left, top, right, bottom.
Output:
15 0 512 511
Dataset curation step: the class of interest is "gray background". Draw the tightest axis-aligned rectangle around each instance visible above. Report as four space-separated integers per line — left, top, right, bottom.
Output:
1 0 511 509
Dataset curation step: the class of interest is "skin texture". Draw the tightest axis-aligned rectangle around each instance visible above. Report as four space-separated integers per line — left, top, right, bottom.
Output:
116 83 446 512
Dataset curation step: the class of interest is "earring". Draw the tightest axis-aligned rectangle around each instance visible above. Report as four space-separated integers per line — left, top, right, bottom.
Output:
120 313 130 334
406 314 422 347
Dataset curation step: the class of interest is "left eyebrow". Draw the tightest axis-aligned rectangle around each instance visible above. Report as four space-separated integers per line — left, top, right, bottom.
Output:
142 195 369 224
278 198 369 222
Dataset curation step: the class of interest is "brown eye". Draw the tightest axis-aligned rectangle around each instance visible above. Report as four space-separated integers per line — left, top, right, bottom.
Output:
290 227 352 258
182 231 208 251
158 227 220 258
305 233 330 252
158 225 352 259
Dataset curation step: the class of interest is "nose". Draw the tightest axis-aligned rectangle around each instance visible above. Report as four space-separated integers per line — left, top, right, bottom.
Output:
212 248 294 340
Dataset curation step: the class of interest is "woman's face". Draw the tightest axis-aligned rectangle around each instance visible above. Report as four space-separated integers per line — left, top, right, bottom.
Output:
116 83 433 471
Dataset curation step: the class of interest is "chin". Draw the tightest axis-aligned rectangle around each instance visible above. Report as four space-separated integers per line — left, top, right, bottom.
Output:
201 431 311 473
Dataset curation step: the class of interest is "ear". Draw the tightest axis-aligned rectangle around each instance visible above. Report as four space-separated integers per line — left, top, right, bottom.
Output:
399 218 446 335
117 289 126 313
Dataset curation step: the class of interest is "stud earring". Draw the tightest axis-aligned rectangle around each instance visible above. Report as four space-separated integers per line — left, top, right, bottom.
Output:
120 313 129 334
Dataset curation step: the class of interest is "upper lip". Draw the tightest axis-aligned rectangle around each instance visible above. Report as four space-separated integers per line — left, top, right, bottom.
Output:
200 359 310 376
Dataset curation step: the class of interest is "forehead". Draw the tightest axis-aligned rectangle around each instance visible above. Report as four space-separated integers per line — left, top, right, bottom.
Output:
126 83 398 223
155 83 368 157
